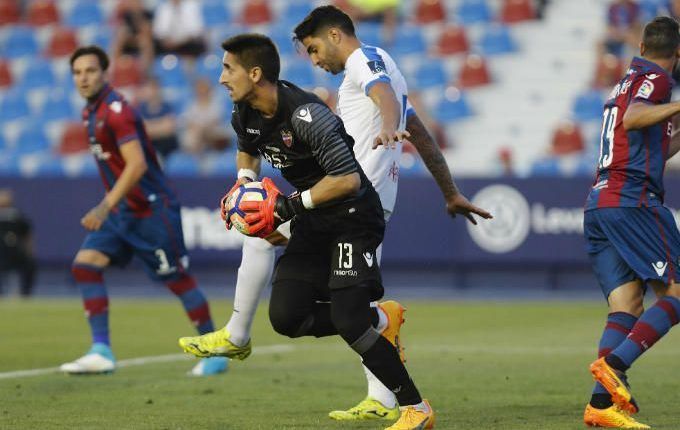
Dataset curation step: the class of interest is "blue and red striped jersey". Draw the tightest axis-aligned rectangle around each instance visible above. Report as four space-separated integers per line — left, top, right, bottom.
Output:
585 57 674 211
82 84 177 216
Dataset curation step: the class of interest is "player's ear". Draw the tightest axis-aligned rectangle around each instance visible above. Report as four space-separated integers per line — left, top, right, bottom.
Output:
328 27 342 45
250 66 263 84
639 41 645 57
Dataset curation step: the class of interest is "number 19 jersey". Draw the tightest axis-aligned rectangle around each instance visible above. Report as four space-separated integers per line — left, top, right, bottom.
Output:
585 56 674 211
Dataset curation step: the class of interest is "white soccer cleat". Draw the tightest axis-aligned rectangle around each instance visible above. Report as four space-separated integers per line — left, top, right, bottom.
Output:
60 343 116 375
188 357 229 376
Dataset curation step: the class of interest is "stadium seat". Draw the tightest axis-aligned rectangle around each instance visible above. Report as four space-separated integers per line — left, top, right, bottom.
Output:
433 88 473 123
269 27 297 57
154 55 189 89
457 0 493 25
28 154 66 177
551 120 585 154
638 0 664 22
45 27 79 57
436 25 469 55
0 60 12 88
390 26 426 56
202 0 231 28
15 123 51 155
457 54 491 88
195 54 222 80
202 149 237 176
355 22 383 47
415 0 446 23
91 28 113 51
500 0 535 24
26 0 60 26
164 152 201 177
1 26 40 59
479 25 517 56
572 90 605 122
58 122 89 155
281 1 314 28
593 54 624 89
111 56 144 88
530 157 560 176
0 132 6 151
0 0 21 25
241 0 272 25
18 58 57 90
40 91 77 123
0 90 31 122
282 62 316 88
66 1 104 28
413 59 448 89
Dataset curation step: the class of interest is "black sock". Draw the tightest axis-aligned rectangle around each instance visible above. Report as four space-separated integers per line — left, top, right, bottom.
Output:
370 307 379 328
605 354 629 372
589 393 613 409
361 336 422 406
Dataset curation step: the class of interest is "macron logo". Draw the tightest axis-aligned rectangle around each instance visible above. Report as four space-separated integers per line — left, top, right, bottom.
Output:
653 261 667 277
296 109 312 123
363 252 374 268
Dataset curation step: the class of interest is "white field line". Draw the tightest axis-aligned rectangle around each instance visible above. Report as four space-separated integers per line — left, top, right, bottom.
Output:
0 344 294 380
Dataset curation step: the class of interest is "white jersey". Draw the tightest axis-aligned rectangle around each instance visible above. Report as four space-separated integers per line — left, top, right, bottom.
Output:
337 45 414 218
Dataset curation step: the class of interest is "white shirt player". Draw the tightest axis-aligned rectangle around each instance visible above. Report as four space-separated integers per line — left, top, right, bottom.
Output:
337 45 414 220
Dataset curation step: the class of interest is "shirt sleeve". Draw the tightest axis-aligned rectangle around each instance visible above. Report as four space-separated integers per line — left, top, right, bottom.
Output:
232 107 259 156
290 103 358 177
631 73 672 105
346 48 392 96
107 103 140 146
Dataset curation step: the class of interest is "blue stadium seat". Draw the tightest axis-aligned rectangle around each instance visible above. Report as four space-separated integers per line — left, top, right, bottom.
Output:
281 1 314 28
40 91 77 122
269 27 297 57
195 54 222 80
0 133 6 151
31 154 66 177
457 0 493 24
164 152 201 177
18 58 57 90
356 23 383 47
399 153 427 177
91 28 113 51
390 26 426 56
66 1 105 27
282 62 316 88
638 0 665 22
0 90 32 122
1 26 39 58
479 25 517 56
413 59 448 89
202 0 231 28
0 152 21 176
572 90 605 122
202 149 237 176
154 56 189 89
15 123 51 155
433 91 473 123
530 157 560 176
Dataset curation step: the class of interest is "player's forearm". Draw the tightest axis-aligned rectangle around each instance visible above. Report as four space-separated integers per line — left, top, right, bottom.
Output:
669 114 680 159
236 150 261 180
308 172 361 206
623 101 680 131
406 114 459 199
369 83 400 131
102 159 147 209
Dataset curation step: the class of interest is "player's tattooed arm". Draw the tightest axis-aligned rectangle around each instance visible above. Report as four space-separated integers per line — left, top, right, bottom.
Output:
406 113 492 224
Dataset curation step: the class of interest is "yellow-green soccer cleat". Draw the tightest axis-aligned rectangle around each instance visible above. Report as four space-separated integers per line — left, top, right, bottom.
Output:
178 327 251 360
584 404 650 429
385 399 435 430
328 397 400 421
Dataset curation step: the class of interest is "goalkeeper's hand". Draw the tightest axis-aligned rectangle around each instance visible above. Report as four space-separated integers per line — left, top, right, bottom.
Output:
240 178 304 238
220 177 252 230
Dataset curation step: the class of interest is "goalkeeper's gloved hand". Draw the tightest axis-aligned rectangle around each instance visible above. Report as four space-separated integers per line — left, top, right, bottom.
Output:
240 178 305 238
220 176 253 230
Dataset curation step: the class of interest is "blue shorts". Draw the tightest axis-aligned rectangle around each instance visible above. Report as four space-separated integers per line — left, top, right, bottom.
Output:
80 201 189 282
584 207 680 299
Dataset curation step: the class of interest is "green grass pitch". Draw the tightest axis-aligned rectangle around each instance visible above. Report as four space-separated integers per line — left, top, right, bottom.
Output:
1 299 679 429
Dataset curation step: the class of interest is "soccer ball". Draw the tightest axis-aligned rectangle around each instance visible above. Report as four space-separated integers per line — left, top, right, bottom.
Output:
225 181 267 236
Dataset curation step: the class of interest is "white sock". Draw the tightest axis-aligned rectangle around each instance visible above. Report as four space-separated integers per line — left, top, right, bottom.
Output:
371 302 388 332
363 365 398 408
225 236 276 347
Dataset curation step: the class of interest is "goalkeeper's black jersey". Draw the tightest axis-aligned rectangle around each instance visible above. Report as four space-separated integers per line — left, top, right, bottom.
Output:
232 80 370 193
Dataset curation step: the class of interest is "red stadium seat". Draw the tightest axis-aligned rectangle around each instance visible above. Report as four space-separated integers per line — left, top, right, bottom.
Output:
593 53 624 89
0 0 20 25
0 60 12 88
551 121 584 155
415 0 446 24
111 56 143 88
457 54 491 88
27 0 60 26
500 0 535 24
59 122 90 155
436 25 469 55
45 27 78 57
241 0 272 25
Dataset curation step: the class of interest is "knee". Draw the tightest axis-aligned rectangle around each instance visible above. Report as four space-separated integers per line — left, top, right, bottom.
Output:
73 249 110 268
268 301 309 338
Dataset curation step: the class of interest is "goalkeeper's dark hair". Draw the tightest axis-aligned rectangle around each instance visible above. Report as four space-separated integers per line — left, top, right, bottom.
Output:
642 16 680 59
70 45 110 71
221 33 280 83
293 5 356 43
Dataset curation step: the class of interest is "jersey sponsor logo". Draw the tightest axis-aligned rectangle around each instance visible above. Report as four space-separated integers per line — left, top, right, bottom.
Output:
109 101 122 113
635 80 654 99
262 145 293 169
652 261 667 277
296 108 312 123
246 128 260 135
363 251 374 267
608 80 632 99
280 129 293 147
90 143 111 160
367 59 386 74
333 269 358 277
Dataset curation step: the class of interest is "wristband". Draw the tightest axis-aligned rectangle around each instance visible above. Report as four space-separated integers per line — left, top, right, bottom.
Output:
301 190 315 209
